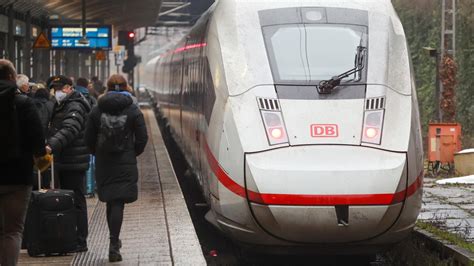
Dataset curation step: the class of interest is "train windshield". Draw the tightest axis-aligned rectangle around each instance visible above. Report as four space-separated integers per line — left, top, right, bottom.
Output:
263 24 368 84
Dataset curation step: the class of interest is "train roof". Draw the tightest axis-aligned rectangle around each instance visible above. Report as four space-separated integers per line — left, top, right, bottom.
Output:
215 0 398 17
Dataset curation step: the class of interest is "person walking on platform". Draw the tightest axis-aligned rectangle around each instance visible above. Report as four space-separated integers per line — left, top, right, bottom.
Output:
76 77 97 108
90 76 105 99
76 77 97 197
46 75 91 252
85 74 148 262
16 74 31 96
0 59 47 266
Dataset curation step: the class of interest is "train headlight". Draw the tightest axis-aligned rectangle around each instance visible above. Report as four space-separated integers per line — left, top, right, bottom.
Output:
362 110 384 145
261 110 288 145
365 127 378 139
257 97 288 146
270 127 284 139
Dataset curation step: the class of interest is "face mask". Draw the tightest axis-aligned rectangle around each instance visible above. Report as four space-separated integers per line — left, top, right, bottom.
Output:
55 90 68 103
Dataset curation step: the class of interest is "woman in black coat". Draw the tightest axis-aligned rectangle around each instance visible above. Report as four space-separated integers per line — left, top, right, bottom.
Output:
84 74 148 262
32 88 54 136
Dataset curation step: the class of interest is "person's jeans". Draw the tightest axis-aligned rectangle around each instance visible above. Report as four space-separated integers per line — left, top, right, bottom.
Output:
58 170 88 247
0 185 32 266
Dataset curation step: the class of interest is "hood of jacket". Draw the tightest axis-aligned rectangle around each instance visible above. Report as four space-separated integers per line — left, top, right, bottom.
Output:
75 85 89 95
59 91 92 113
0 80 18 101
98 91 133 114
33 97 49 104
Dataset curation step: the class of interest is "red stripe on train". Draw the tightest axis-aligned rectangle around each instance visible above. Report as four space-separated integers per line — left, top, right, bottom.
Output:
204 141 422 206
248 173 423 205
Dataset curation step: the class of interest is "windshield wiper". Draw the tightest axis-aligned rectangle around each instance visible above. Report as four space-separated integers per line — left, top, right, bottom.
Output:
317 46 367 94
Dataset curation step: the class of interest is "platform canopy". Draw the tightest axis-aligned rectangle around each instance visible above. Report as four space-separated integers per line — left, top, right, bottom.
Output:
0 0 49 18
0 0 163 30
1 0 215 30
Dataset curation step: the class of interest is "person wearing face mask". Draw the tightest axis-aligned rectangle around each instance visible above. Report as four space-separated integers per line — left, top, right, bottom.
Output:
46 75 91 252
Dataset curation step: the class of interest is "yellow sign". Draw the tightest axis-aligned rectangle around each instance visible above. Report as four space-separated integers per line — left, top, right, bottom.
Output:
95 50 107 61
113 45 124 53
33 32 51 49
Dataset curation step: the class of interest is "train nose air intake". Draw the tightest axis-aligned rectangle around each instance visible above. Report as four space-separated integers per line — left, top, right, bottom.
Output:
335 205 349 227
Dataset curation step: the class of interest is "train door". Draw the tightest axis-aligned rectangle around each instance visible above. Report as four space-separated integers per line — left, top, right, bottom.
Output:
192 38 206 186
193 20 211 193
182 11 214 203
199 56 217 204
170 44 185 140
181 33 205 176
165 55 172 123
181 39 192 158
190 45 202 173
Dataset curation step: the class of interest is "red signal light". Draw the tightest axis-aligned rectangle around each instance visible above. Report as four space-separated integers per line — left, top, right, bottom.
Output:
128 32 135 38
270 128 284 139
261 109 288 145
365 127 378 138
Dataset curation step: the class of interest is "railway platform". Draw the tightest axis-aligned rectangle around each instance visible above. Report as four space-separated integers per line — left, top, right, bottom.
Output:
419 176 474 241
417 175 474 264
18 108 206 266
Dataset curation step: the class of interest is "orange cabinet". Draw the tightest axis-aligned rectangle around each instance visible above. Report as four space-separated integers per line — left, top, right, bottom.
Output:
428 123 462 163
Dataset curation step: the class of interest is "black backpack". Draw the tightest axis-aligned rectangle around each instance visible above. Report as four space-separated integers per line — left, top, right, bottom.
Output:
33 99 52 135
0 94 24 161
97 112 129 153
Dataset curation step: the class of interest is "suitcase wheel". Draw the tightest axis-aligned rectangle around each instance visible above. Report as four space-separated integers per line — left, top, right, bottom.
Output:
27 247 40 257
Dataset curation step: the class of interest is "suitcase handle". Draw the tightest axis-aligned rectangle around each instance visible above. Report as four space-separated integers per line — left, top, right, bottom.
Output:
37 156 55 190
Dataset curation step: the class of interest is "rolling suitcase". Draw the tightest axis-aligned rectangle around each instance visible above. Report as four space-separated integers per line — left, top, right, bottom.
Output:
85 155 96 197
24 159 78 256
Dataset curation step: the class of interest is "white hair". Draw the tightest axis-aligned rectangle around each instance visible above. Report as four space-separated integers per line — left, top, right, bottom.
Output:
16 74 29 88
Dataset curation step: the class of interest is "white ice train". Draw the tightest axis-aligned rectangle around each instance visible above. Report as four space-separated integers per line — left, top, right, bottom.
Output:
144 0 424 253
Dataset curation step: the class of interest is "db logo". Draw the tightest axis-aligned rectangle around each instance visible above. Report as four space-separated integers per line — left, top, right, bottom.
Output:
311 124 339 138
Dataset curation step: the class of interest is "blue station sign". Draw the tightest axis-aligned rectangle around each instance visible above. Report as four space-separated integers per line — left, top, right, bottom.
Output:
50 25 112 50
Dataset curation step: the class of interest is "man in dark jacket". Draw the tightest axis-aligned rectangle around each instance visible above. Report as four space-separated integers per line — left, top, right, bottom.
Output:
90 76 105 98
76 77 97 108
0 59 46 265
85 74 148 262
46 75 91 252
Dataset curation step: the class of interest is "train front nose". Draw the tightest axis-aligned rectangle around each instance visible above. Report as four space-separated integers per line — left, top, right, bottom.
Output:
245 146 407 243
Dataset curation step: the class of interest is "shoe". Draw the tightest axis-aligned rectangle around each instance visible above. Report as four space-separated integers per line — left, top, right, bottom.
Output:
109 253 123 262
75 244 88 252
109 240 122 262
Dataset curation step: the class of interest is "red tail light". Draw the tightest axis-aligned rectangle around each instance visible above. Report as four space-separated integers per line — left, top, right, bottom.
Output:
365 127 378 139
261 110 288 145
362 110 384 145
270 127 284 139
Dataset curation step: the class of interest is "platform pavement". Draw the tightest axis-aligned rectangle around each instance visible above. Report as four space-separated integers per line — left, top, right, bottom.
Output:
18 108 205 266
419 176 474 241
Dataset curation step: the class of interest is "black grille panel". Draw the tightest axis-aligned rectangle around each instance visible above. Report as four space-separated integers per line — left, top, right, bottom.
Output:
257 97 281 111
366 97 385 110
